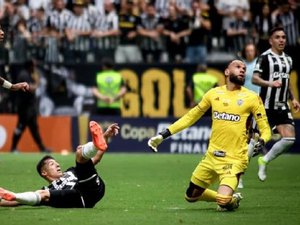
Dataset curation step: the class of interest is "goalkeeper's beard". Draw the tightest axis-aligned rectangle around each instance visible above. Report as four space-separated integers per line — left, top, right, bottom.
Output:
229 74 245 86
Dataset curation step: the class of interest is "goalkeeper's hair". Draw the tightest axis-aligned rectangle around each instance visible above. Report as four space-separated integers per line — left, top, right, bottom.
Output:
36 155 55 177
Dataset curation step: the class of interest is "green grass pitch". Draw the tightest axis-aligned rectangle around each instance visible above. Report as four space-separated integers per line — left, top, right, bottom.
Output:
0 153 300 225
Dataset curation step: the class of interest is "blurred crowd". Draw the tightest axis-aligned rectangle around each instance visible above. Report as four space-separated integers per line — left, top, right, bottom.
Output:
0 0 299 65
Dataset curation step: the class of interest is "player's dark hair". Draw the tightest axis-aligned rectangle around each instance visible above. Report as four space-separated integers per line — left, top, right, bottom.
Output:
226 59 238 68
101 57 114 69
268 26 285 37
24 59 35 69
36 155 54 177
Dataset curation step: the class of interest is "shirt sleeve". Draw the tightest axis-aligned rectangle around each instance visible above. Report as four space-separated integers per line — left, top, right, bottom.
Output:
252 95 271 143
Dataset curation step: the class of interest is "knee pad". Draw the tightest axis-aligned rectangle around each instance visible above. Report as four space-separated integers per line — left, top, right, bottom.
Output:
216 194 232 206
185 182 204 202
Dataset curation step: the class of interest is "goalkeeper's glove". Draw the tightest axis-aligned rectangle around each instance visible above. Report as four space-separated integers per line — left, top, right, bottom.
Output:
148 135 163 152
253 138 265 157
148 129 171 152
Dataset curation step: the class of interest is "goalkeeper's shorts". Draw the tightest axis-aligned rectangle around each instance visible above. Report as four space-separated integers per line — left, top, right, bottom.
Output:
191 151 248 191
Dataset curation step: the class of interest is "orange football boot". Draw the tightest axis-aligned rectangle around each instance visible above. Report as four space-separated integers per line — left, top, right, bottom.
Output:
89 121 108 151
0 188 16 201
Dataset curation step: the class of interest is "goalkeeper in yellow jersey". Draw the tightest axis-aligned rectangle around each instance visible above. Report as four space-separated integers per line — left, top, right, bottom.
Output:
148 60 271 211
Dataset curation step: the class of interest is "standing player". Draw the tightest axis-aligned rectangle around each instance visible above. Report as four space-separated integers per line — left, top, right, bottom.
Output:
148 60 271 211
10 59 50 153
252 26 300 181
0 121 119 208
0 26 29 92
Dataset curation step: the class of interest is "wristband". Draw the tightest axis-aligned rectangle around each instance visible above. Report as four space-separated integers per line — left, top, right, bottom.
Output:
159 129 171 139
2 80 12 89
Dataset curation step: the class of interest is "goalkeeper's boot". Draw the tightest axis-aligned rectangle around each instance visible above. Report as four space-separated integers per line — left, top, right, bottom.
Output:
89 121 107 151
231 193 243 210
217 193 243 211
258 156 267 181
0 188 16 201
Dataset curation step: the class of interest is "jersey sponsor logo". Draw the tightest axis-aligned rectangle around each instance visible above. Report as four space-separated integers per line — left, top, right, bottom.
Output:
272 72 289 79
213 111 241 122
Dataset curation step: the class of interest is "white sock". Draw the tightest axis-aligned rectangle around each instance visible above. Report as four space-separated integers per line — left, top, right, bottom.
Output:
263 137 295 163
82 142 97 159
247 138 256 158
15 192 41 206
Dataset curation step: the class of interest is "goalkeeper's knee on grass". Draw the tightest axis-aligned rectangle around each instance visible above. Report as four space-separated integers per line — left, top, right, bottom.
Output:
185 182 205 202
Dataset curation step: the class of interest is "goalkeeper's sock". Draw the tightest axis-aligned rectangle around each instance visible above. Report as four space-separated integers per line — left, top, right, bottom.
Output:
199 189 217 202
82 142 98 159
15 192 41 206
185 188 217 202
263 137 295 163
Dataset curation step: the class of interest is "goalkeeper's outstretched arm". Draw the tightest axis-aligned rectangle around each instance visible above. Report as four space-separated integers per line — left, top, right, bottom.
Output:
148 104 204 152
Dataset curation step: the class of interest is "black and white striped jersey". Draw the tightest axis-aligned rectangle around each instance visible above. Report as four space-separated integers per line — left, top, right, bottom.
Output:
64 13 92 51
276 10 299 47
154 0 169 18
84 4 101 29
66 13 91 32
91 10 119 50
154 0 192 18
46 9 73 33
253 49 293 110
27 17 47 34
44 168 79 190
137 13 164 51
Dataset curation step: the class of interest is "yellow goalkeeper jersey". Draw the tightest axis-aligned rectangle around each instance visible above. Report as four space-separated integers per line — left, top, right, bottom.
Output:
168 85 271 161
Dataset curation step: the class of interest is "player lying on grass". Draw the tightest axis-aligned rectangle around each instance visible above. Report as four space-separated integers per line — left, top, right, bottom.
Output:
0 121 119 208
148 60 271 211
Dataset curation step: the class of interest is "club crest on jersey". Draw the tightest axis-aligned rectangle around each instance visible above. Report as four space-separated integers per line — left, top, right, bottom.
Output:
237 99 243 106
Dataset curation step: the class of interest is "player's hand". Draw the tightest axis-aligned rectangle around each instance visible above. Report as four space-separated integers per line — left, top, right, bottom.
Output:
148 135 163 153
291 99 300 113
253 138 265 156
0 28 4 42
272 80 282 88
104 123 119 138
11 82 30 92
